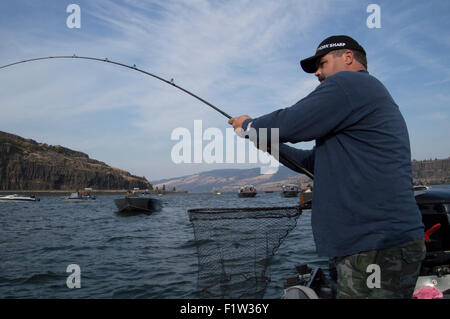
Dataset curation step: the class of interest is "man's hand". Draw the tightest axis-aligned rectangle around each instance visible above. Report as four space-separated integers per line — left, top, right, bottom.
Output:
228 115 251 131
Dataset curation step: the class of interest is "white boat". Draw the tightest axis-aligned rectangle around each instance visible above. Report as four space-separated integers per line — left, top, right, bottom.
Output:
0 194 40 202
282 184 299 197
414 185 429 191
64 191 96 202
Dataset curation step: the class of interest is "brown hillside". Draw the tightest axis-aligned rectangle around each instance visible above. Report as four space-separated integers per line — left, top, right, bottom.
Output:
0 131 151 190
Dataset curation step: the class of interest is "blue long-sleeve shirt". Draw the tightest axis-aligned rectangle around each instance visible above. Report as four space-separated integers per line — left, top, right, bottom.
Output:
242 70 424 258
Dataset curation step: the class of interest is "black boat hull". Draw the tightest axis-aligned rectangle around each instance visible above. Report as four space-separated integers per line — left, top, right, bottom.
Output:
282 191 298 198
238 192 257 198
114 197 161 213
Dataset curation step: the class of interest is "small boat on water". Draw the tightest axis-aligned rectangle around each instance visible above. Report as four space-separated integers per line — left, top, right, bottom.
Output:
0 194 40 202
238 185 257 198
64 191 96 202
212 189 222 195
282 184 299 197
414 184 430 191
114 192 161 213
299 189 313 205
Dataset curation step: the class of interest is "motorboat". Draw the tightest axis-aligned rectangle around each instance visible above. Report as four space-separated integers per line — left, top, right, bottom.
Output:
414 185 430 191
64 191 96 202
114 193 161 213
238 185 257 198
283 186 450 299
299 189 313 205
282 184 299 197
0 194 40 202
212 189 222 195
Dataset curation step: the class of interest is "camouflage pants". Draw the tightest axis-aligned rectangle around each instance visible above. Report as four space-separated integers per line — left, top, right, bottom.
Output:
334 238 426 299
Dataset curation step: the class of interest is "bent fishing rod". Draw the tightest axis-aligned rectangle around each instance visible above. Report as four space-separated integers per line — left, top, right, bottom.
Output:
0 55 314 180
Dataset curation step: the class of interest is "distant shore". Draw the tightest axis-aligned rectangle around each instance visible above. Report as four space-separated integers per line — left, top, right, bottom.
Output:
0 189 188 196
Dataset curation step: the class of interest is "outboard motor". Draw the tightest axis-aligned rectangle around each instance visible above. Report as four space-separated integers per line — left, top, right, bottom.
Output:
284 264 334 299
414 188 450 297
415 188 450 252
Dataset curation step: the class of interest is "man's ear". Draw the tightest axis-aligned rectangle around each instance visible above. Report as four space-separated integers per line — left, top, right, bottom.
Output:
344 50 354 65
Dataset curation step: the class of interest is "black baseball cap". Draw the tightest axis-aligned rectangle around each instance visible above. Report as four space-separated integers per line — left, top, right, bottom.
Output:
300 35 366 73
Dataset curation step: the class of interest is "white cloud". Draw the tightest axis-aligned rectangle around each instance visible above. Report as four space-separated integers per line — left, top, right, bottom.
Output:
0 0 327 179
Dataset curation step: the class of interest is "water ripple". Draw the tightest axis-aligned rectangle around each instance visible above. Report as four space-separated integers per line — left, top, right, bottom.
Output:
0 193 323 298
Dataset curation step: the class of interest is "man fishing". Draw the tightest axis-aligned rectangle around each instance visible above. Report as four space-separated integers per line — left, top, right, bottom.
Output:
228 35 425 299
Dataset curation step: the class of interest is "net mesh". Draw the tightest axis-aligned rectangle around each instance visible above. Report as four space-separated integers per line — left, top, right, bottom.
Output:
188 206 302 298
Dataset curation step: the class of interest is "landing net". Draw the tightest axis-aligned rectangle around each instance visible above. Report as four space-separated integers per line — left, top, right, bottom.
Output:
188 206 302 298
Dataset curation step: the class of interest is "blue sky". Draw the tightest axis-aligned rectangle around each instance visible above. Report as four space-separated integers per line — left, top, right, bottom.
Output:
0 0 449 182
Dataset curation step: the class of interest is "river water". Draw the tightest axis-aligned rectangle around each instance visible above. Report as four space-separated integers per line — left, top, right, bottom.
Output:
1 185 448 299
0 191 324 299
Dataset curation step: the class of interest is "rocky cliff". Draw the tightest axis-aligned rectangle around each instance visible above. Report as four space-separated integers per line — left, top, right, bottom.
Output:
0 131 152 190
412 157 450 185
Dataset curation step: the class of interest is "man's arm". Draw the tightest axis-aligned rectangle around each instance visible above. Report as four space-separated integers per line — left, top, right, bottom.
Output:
278 144 315 174
235 77 353 144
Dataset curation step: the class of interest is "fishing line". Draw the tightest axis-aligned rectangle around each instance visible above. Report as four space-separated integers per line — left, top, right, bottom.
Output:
0 55 314 179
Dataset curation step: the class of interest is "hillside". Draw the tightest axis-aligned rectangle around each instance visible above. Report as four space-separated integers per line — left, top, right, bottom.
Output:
0 131 151 190
154 166 313 193
412 158 450 185
154 158 450 193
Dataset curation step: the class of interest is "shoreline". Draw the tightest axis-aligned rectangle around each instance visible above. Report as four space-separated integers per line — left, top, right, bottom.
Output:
0 189 188 196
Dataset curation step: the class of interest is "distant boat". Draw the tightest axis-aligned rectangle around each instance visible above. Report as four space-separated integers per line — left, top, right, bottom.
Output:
212 189 222 195
238 185 257 198
114 193 161 213
0 194 40 202
64 191 96 202
299 188 313 205
413 185 429 191
282 184 299 198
